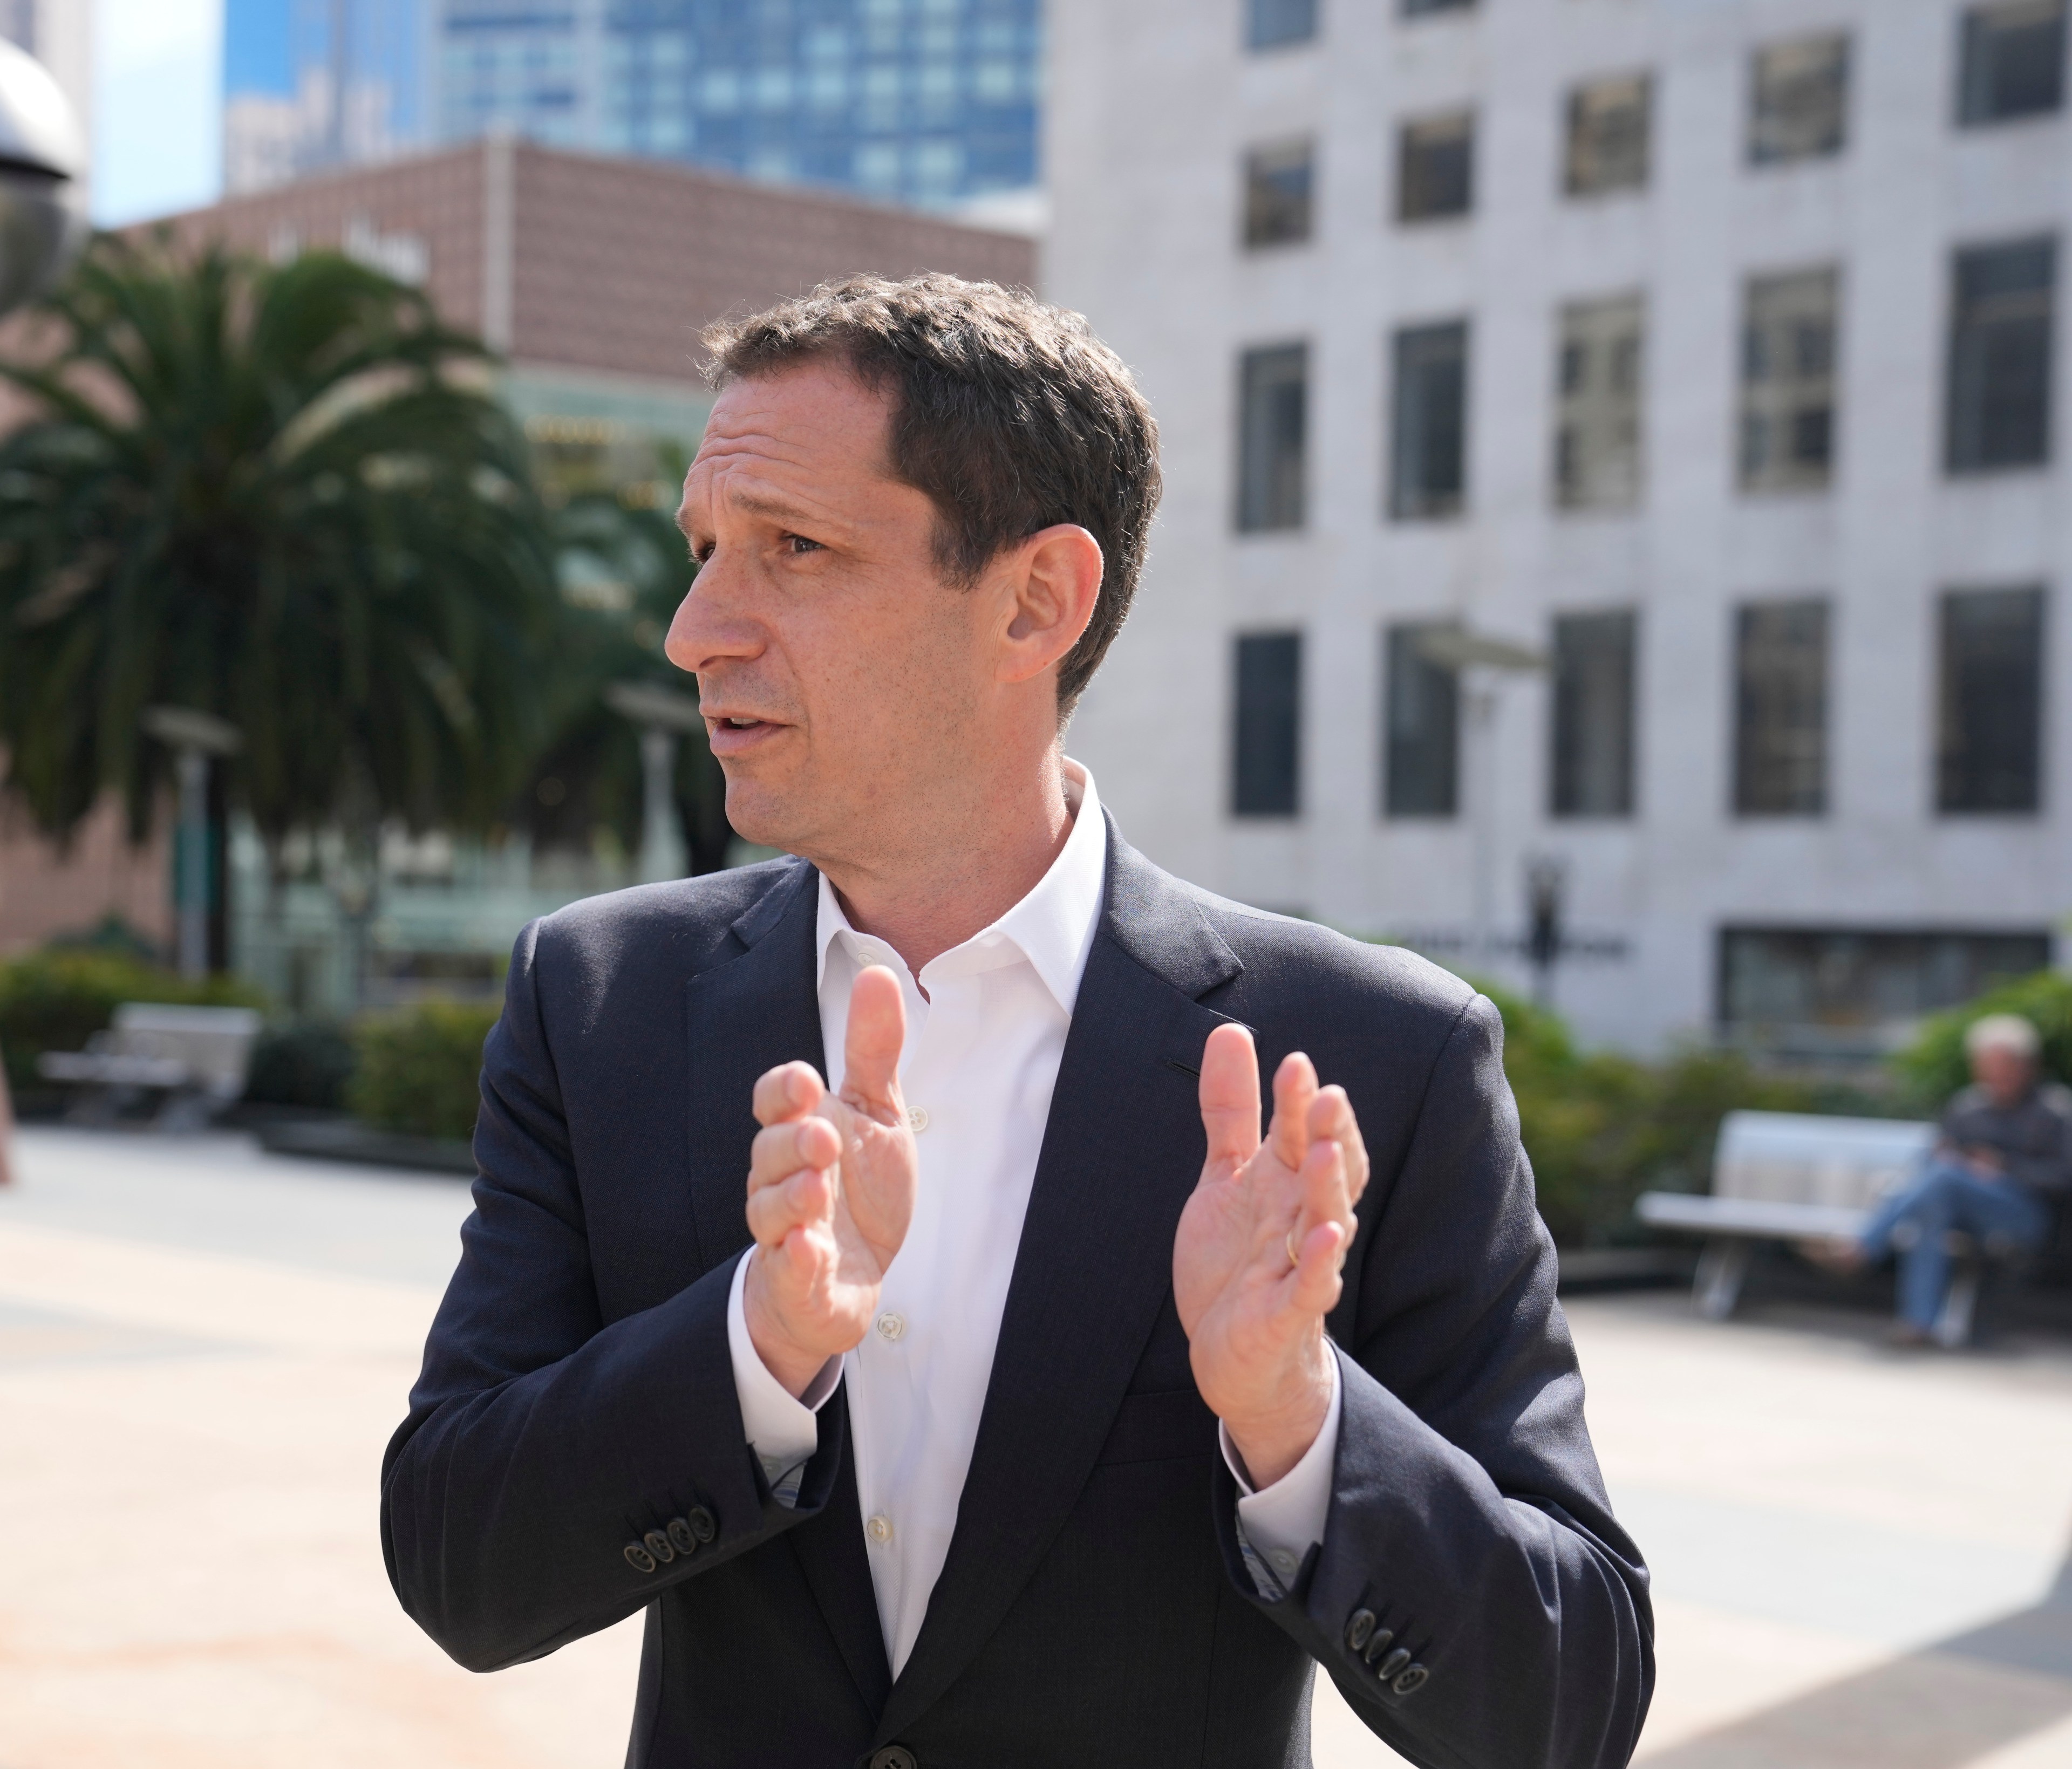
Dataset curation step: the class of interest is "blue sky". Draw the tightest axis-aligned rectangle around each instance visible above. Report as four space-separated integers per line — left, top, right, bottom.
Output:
92 0 223 227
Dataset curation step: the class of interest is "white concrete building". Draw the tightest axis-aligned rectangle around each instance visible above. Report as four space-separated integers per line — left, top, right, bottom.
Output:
1049 0 2072 1056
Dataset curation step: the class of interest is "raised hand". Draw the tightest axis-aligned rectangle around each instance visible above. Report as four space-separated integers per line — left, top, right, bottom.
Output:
1173 1024 1369 1488
741 966 917 1397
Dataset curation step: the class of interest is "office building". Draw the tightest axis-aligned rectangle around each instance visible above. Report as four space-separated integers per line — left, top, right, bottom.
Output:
226 0 1042 218
1049 0 2072 1055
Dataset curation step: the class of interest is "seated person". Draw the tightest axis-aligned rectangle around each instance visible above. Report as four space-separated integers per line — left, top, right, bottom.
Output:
1822 1014 2069 1344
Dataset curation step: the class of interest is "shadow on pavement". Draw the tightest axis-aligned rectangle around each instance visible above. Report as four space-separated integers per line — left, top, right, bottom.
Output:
1644 1558 2072 1768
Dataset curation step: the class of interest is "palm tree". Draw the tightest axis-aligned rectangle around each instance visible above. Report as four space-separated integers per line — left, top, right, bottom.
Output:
0 234 562 965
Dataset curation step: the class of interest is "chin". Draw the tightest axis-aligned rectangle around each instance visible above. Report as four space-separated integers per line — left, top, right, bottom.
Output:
720 778 802 856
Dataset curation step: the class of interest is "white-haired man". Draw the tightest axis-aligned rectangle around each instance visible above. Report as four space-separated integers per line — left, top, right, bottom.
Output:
1837 1014 2068 1344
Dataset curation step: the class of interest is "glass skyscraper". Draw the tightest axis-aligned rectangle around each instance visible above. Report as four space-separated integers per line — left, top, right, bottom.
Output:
228 0 1042 213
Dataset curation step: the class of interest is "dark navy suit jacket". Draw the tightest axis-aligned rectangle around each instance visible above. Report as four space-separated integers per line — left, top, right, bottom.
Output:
381 822 1653 1768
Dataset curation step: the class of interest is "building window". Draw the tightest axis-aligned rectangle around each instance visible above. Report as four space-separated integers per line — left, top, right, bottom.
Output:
1947 237 2055 473
1720 927 2052 1043
1550 610 1637 817
1237 344 1308 532
1564 73 1651 196
1734 599 1828 817
1243 139 1315 249
1249 0 1318 51
1384 624 1460 817
1403 0 1473 14
1939 586 2044 814
1749 34 1849 165
1389 320 1468 520
1740 268 1838 494
1397 111 1474 221
1959 0 2065 126
1554 295 1644 510
1233 632 1303 816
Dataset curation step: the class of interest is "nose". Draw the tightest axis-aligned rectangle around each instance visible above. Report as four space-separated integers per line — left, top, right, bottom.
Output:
664 548 762 677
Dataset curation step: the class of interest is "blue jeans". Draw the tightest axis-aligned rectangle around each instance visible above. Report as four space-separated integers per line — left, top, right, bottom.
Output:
1857 1160 2049 1329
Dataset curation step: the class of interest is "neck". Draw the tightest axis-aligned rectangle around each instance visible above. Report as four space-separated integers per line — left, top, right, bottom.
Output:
817 746 1074 976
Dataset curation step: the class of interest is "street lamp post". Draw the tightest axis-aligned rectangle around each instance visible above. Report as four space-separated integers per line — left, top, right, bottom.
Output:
0 37 86 315
141 707 244 980
605 681 706 883
1415 627 1549 973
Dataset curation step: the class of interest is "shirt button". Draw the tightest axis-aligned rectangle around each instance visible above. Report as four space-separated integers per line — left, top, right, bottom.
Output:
876 1310 907 1342
907 1105 930 1133
866 1513 895 1545
1271 1549 1299 1577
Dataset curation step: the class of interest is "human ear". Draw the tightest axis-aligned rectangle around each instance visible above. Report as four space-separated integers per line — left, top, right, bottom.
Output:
999 524 1103 686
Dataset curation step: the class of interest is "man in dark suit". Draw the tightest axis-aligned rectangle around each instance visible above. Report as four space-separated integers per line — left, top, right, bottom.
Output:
382 274 1652 1768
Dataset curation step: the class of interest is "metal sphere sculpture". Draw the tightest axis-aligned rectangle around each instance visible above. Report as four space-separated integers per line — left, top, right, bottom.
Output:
0 36 83 317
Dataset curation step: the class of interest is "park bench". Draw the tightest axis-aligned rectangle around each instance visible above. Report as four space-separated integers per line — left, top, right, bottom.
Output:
38 1002 263 1131
1636 1110 2008 1346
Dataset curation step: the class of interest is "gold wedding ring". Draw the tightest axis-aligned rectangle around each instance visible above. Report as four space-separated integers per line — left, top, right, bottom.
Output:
1285 1225 1301 1268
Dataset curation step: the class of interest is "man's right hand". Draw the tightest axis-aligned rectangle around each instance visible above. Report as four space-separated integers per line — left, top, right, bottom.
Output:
742 965 916 1397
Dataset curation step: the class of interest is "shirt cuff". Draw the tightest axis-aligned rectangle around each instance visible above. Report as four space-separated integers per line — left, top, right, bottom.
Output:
726 1252 839 1506
1220 1352 1342 1596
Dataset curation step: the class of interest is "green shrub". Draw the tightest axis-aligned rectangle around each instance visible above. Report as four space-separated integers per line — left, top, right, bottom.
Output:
0 948 265 1097
244 1020 359 1111
347 999 501 1140
1892 969 2072 1109
1478 983 1826 1247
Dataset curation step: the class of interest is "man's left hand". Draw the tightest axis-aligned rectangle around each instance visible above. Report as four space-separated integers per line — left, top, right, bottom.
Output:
1173 1025 1369 1489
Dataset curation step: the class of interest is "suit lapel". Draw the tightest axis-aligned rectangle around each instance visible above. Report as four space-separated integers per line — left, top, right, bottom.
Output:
681 860 824 1273
876 830 1242 1741
681 862 897 1711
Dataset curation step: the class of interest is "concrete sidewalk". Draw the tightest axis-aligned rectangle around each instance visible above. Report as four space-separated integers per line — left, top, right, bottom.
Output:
2 1126 2069 1767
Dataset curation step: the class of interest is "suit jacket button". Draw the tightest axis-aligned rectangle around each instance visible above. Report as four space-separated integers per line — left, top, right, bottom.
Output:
667 1517 698 1556
1362 1627 1396 1665
1393 1663 1429 1696
1376 1647 1412 1681
623 1542 657 1574
1345 1608 1378 1652
643 1529 676 1564
869 1748 918 1769
687 1505 718 1543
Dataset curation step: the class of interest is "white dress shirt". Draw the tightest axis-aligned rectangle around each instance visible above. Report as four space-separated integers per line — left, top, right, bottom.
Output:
725 761 1340 1674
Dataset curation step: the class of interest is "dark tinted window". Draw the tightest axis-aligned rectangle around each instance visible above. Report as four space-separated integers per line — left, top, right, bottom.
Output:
1389 320 1468 520
1565 73 1651 195
1249 0 1318 51
1734 599 1828 816
1551 610 1637 817
1938 586 2044 813
1719 927 2052 1039
1402 0 1474 13
1959 0 2064 124
1398 112 1474 221
1947 237 2055 473
1244 139 1314 248
1237 344 1308 532
1383 624 1459 816
1741 269 1839 493
1233 632 1303 816
1750 34 1849 164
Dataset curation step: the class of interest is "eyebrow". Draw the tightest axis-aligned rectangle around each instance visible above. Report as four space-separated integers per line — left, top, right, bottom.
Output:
677 484 834 543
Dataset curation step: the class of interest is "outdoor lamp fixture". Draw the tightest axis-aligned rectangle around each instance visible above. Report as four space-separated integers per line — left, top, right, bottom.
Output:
1415 626 1549 971
0 36 84 317
605 681 704 884
141 707 244 982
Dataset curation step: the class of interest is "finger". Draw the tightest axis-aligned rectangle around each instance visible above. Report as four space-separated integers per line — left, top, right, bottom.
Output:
1267 1051 1318 1174
1198 1023 1262 1170
840 966 907 1120
746 1162 835 1250
753 1061 825 1128
748 1116 841 1193
1308 1084 1371 1205
1299 1132 1355 1253
1288 1218 1348 1316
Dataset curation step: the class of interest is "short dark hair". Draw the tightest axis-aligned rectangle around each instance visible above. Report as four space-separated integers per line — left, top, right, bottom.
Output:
701 274 1162 716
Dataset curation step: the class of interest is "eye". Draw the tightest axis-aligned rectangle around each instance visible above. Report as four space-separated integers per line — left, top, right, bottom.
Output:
783 533 825 556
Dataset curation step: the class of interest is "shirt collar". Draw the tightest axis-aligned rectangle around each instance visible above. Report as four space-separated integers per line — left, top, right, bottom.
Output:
814 759 1108 1017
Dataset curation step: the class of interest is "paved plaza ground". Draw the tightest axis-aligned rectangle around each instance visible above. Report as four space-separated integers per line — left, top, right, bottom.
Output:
2 1126 2070 1768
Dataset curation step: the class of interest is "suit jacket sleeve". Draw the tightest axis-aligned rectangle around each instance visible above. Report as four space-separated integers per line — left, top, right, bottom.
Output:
378 917 845 1672
1212 993 1653 1769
